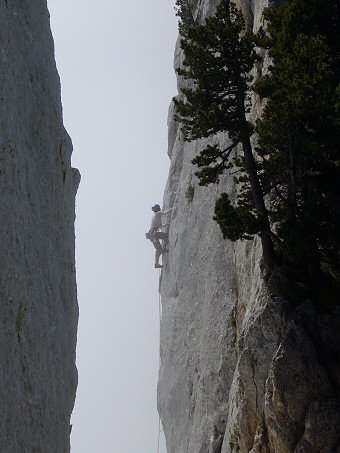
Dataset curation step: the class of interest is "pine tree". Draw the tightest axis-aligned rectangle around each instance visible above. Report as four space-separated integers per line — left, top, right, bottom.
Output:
174 0 195 34
174 0 340 281
254 0 340 278
174 0 277 268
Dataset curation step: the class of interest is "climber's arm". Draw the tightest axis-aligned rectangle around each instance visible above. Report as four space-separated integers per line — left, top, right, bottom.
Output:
161 207 173 216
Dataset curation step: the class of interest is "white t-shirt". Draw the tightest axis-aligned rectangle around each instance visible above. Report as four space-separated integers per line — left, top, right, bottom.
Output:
150 208 173 230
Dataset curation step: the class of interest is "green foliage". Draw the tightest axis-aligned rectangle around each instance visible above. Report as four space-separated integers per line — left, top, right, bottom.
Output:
175 0 195 35
174 0 340 279
185 182 195 203
335 84 340 116
174 0 276 267
254 0 340 276
192 144 234 186
252 74 276 99
229 426 240 452
214 193 263 241
256 420 267 435
263 0 340 65
175 0 257 146
229 311 237 328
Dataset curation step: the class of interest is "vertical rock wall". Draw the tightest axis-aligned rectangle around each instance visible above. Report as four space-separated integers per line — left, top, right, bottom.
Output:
0 1 79 451
158 1 340 452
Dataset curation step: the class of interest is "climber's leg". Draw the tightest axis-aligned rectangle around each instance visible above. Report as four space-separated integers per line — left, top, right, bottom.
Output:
153 239 163 268
155 231 169 253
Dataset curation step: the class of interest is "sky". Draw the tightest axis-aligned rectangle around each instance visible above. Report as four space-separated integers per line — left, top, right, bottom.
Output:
47 1 178 452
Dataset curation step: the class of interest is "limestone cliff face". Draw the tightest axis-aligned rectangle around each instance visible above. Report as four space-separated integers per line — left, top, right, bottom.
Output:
0 2 79 451
158 1 340 452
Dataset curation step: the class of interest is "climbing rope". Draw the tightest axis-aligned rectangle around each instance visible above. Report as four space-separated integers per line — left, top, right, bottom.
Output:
158 269 162 325
157 416 161 453
157 268 163 453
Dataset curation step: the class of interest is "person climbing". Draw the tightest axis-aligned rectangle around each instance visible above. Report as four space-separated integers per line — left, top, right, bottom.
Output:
146 204 173 269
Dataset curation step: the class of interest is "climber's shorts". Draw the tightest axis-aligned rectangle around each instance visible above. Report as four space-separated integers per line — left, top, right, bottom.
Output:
146 229 168 252
154 231 168 240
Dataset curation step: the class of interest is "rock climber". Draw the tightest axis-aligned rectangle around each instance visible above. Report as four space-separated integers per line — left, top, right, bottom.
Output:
146 204 173 269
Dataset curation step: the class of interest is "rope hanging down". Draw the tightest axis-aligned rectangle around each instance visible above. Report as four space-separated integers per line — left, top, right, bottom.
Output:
157 268 163 453
157 416 161 453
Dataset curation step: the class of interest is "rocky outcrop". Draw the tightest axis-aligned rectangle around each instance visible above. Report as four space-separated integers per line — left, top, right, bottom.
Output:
158 1 340 452
0 1 79 451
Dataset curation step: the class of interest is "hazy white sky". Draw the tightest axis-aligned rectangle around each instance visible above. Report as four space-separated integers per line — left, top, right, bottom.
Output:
47 1 178 451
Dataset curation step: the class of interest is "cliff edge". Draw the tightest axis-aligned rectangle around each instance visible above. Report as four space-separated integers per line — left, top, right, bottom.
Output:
158 1 340 452
0 2 79 451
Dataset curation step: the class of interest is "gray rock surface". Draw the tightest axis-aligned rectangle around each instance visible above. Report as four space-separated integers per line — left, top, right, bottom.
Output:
0 2 79 451
158 1 340 452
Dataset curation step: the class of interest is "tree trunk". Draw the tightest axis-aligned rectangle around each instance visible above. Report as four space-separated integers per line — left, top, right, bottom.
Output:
241 134 277 270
